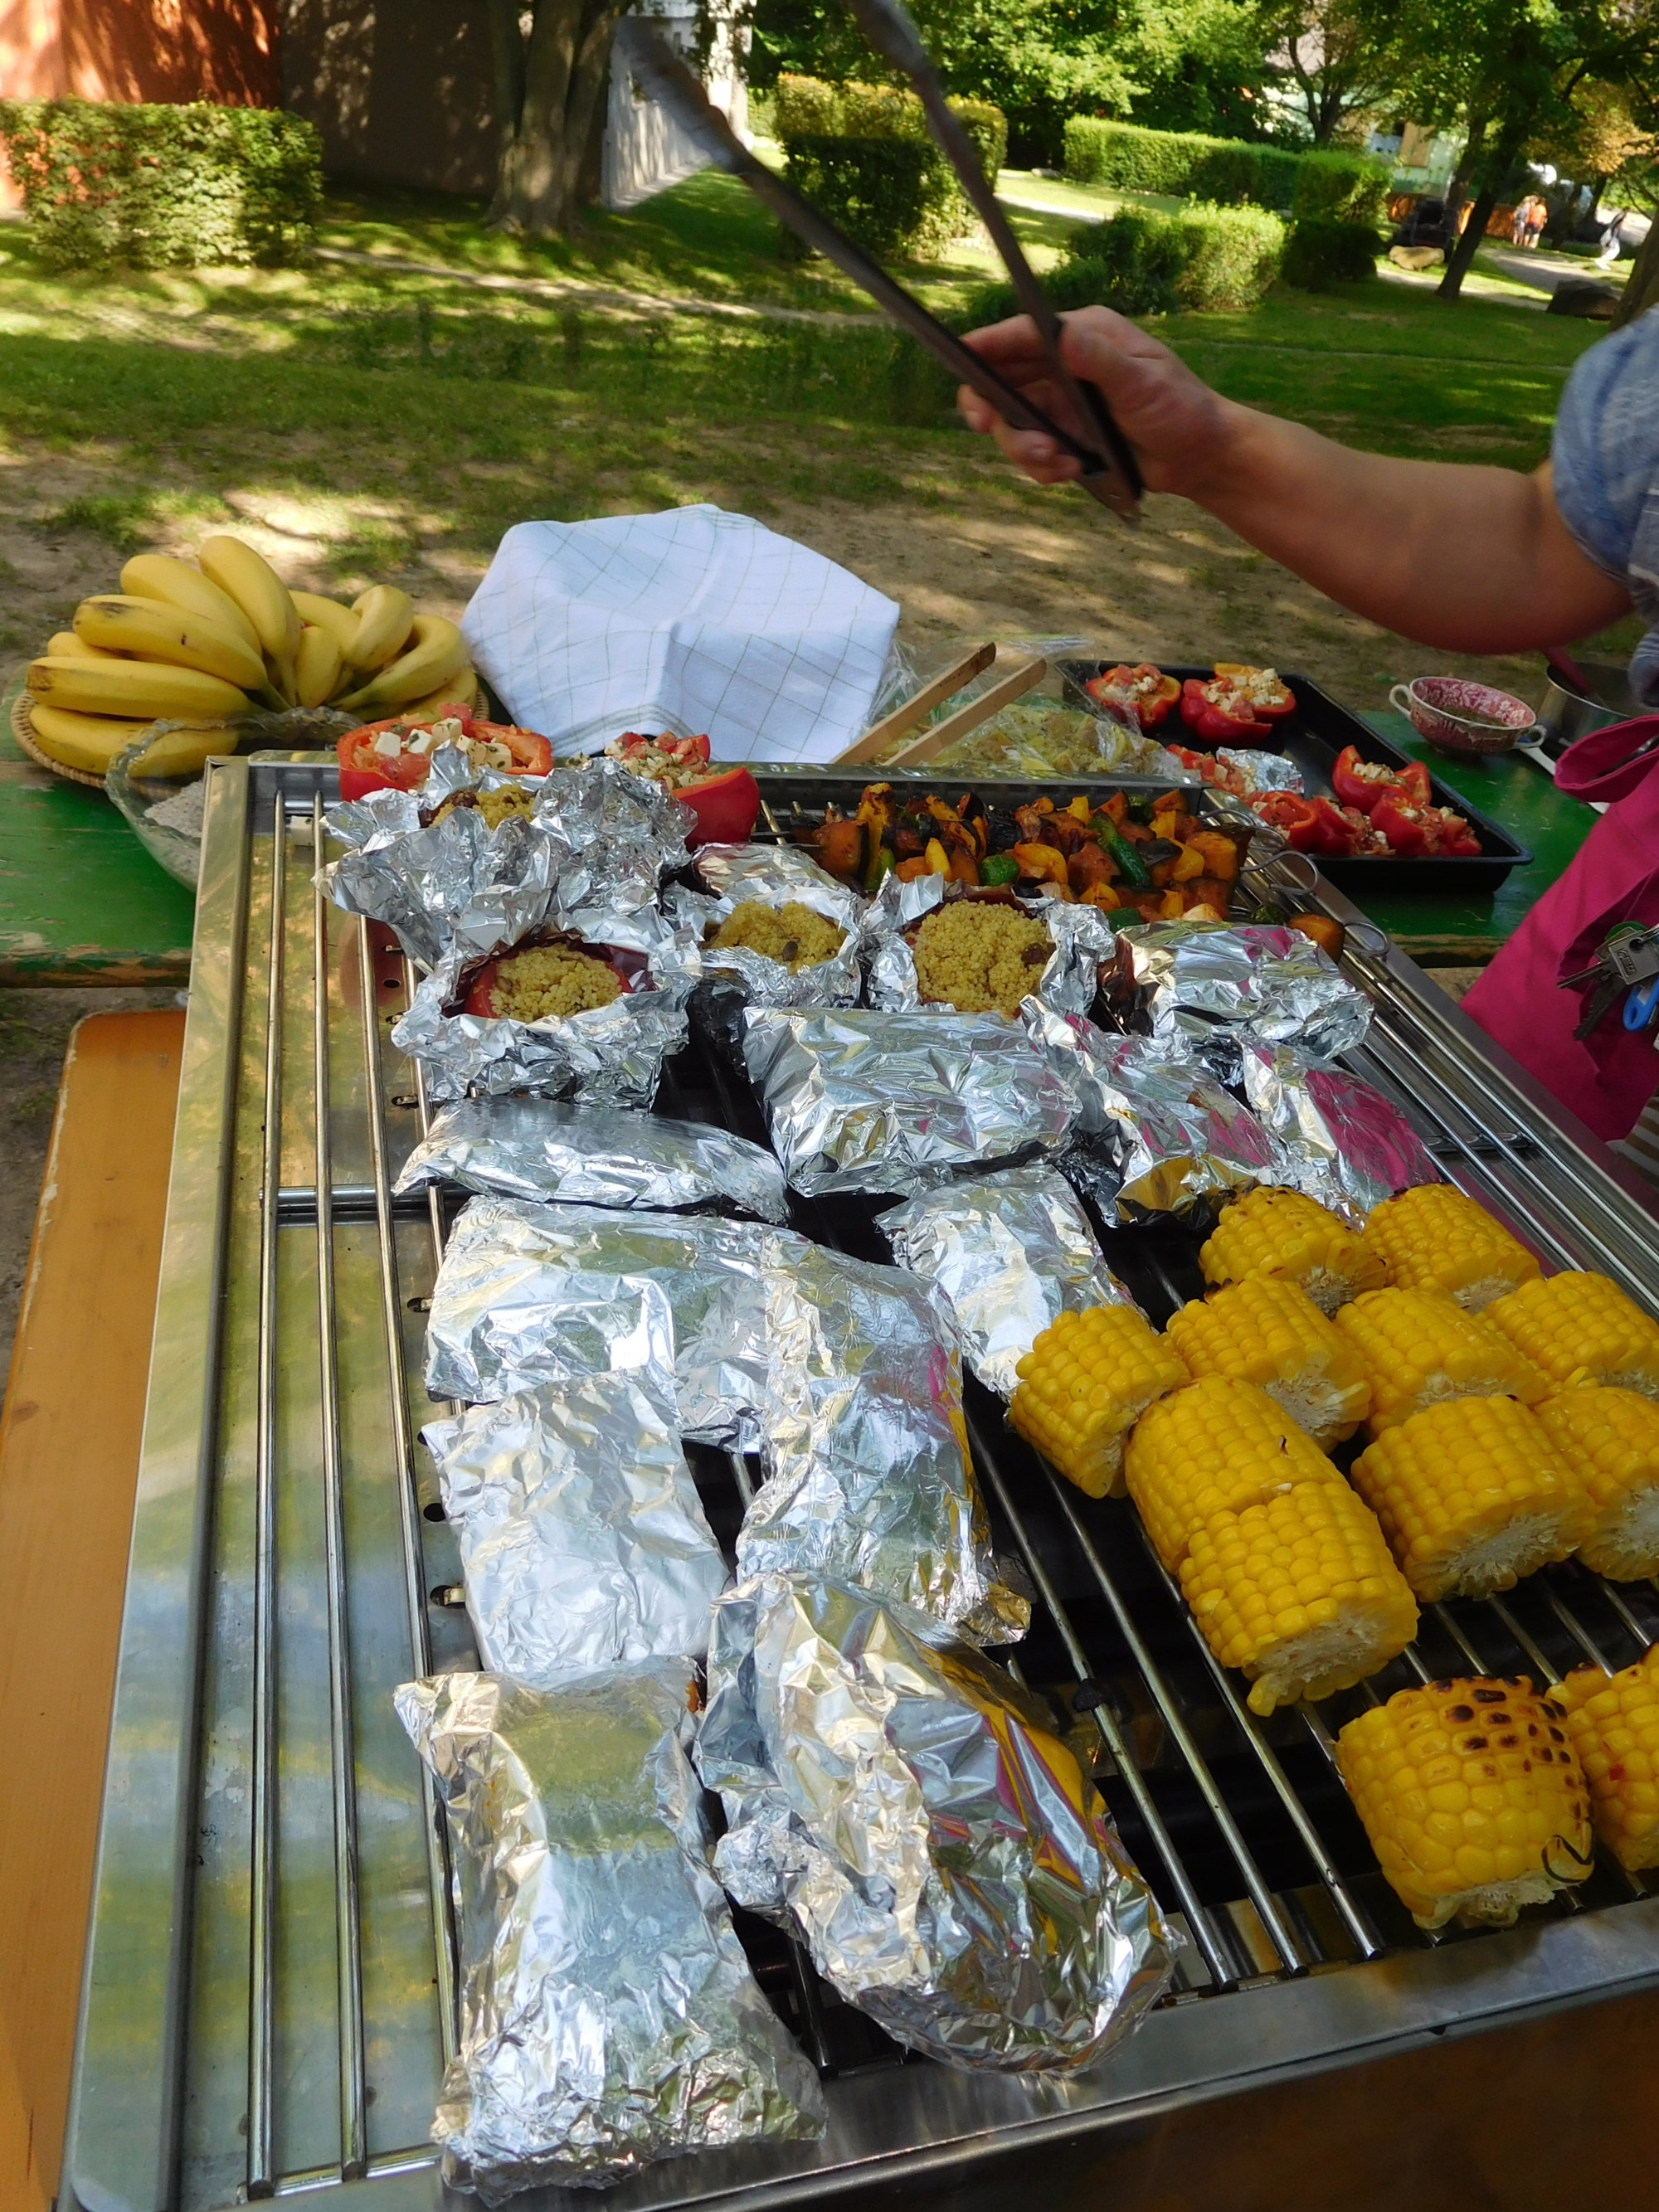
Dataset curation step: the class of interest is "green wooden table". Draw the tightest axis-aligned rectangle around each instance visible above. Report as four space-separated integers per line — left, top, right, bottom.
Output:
0 704 1599 985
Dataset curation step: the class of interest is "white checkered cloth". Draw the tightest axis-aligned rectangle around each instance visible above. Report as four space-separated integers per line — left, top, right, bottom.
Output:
461 506 901 762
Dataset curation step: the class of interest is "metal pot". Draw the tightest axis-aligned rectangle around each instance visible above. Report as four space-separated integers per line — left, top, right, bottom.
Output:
1534 658 1642 754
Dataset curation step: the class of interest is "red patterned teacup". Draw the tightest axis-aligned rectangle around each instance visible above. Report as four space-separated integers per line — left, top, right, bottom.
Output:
1388 676 1537 757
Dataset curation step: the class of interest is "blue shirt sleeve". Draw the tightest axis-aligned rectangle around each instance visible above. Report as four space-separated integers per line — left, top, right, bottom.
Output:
1552 309 1659 701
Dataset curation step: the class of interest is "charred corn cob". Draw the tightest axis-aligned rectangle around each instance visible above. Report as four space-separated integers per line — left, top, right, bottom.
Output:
1485 1271 1659 1398
1557 1648 1659 1871
1199 1186 1385 1316
1349 1396 1587 1602
1333 1286 1549 1436
1178 1476 1418 1715
1534 1387 1659 1578
1126 1376 1348 1568
1360 1184 1540 1312
1010 1305 1190 1499
1163 1279 1371 1446
1335 1677 1593 1928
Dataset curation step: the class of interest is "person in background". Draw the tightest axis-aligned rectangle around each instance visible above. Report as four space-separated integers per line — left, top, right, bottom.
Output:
1511 198 1533 248
1525 195 1549 248
956 304 1659 1156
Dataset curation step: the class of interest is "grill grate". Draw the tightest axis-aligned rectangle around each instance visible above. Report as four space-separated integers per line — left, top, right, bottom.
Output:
62 761 1659 2210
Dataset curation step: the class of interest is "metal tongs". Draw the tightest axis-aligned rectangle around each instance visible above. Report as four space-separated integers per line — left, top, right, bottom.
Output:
615 1 1143 519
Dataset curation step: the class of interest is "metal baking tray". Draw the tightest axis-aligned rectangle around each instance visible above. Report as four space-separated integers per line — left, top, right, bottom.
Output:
64 757 1659 2212
1056 661 1531 896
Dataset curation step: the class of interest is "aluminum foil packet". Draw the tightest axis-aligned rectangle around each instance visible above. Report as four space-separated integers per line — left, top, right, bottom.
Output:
397 1661 825 2202
1126 919 1372 1082
864 871 1117 1019
425 1197 773 1445
392 907 697 1106
1242 1045 1442 1223
698 1574 1174 2071
881 1164 1137 1396
736 1241 1028 1644
1027 1006 1276 1226
664 876 863 1014
742 1004 1078 1198
392 1096 788 1221
1215 747 1302 795
422 1371 729 1687
693 839 862 909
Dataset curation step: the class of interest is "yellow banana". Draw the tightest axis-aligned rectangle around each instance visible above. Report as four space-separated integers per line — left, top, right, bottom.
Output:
290 591 359 653
123 726 225 779
27 655 251 722
345 584 415 673
197 535 300 700
336 615 467 712
294 624 343 709
27 701 159 776
46 630 124 660
394 665 479 718
120 554 260 653
73 595 269 693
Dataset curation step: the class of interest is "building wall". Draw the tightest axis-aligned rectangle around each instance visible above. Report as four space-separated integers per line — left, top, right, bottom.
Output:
280 0 498 198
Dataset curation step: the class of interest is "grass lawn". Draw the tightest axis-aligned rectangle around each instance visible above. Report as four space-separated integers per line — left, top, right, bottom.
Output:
0 170 1620 707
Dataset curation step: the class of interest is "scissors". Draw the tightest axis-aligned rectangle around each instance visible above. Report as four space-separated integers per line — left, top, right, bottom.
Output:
614 2 1144 520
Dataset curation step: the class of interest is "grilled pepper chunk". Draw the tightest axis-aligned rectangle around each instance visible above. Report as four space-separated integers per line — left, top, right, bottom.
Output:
1331 744 1432 816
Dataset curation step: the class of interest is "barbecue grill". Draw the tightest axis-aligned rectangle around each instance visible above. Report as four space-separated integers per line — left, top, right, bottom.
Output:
63 757 1659 2212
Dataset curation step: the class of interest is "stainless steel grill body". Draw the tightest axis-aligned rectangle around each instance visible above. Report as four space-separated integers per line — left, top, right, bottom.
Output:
64 758 1659 2212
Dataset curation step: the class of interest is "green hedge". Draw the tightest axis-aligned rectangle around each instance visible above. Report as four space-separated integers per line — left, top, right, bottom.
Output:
777 73 1006 257
1063 117 1301 211
0 98 321 271
1290 149 1389 226
1282 216 1380 290
967 203 1284 320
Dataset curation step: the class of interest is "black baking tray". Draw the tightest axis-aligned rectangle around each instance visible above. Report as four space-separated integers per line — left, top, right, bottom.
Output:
1056 661 1530 896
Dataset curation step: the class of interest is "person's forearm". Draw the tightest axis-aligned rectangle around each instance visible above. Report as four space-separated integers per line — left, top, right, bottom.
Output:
1187 403 1630 651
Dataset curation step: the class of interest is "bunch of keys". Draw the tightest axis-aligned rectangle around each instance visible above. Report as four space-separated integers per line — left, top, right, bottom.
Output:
1560 923 1659 1039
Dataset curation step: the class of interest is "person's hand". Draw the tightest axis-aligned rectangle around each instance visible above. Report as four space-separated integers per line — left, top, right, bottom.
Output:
957 305 1241 500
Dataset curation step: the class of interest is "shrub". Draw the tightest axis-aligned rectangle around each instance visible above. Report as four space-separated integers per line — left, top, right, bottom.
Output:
1063 117 1301 212
1282 216 1380 290
777 73 1007 257
0 98 321 271
965 203 1284 323
781 136 932 261
1290 148 1389 227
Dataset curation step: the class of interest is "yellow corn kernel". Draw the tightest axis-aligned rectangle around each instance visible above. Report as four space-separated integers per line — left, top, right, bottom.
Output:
1557 1648 1659 1871
1164 1278 1371 1446
1534 1387 1659 1578
1010 1305 1190 1499
1176 1478 1418 1715
1199 1185 1385 1315
1335 1676 1593 1928
1126 1375 1348 1570
1333 1286 1550 1436
1349 1396 1587 1602
1360 1184 1540 1312
1485 1271 1659 1398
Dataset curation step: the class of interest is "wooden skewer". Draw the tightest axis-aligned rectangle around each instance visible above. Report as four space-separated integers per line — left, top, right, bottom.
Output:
831 641 996 765
883 654 1048 769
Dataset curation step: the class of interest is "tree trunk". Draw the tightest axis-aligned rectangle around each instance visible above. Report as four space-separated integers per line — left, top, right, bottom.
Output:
1437 178 1500 297
488 0 632 236
1613 216 1659 329
1542 179 1579 247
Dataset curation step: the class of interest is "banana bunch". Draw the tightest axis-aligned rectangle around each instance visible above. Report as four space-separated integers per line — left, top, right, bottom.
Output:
23 533 478 779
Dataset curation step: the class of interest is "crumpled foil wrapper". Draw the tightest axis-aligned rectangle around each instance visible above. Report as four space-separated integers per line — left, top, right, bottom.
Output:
1126 919 1371 1083
397 1661 825 2202
664 878 863 1014
881 1164 1137 1396
693 839 861 909
425 1197 773 1444
392 907 697 1106
392 1096 788 1221
698 1574 1174 2071
422 1371 729 1686
1242 1045 1443 1224
322 748 690 964
742 1005 1078 1198
1028 1006 1276 1227
735 1241 1027 1644
1215 747 1302 795
864 873 1117 1019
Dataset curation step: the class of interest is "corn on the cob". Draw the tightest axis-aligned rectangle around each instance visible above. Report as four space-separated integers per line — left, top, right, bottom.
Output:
1126 1375 1348 1569
1360 1184 1540 1312
1199 1186 1386 1315
1163 1279 1372 1446
1010 1305 1190 1499
1332 1286 1549 1436
1485 1271 1659 1398
1335 1676 1593 1928
1349 1396 1587 1602
1533 1387 1659 1579
1556 1649 1659 1871
1177 1478 1418 1715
